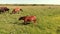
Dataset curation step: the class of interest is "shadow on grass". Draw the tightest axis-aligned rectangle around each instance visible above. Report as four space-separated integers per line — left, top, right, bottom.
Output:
10 22 30 25
56 26 60 34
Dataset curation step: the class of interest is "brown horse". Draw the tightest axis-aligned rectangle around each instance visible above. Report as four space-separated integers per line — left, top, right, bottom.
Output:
11 8 23 14
19 16 36 24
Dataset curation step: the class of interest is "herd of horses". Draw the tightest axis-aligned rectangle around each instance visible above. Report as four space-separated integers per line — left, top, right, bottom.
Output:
0 7 23 14
0 7 36 25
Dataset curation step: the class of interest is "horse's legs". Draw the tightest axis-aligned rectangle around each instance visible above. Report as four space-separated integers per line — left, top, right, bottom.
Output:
12 11 16 14
24 20 27 25
18 11 19 14
8 10 9 13
3 10 6 13
33 20 36 23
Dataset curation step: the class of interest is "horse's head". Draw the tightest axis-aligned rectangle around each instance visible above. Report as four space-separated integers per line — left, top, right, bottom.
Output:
19 17 25 20
6 8 9 11
4 7 9 11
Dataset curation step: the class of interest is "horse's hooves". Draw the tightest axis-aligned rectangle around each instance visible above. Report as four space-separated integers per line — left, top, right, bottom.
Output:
23 23 27 25
27 23 30 24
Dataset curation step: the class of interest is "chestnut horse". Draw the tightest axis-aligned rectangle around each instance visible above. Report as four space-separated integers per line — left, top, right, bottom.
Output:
19 16 36 24
11 8 23 14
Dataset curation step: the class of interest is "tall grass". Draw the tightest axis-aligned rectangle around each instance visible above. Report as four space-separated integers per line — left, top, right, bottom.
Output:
0 6 60 34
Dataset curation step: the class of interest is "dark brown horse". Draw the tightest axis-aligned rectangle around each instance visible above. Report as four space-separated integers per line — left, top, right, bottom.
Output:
11 8 23 14
19 16 36 24
0 7 9 14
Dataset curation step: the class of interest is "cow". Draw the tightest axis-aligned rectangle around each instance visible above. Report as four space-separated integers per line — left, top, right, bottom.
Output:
0 7 9 14
11 8 23 14
18 16 36 25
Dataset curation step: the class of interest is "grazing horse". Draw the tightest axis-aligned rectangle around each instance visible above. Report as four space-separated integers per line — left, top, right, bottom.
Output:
11 8 23 14
0 7 9 14
19 16 36 24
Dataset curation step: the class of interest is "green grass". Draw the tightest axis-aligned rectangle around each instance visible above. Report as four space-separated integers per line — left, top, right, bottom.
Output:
0 6 60 34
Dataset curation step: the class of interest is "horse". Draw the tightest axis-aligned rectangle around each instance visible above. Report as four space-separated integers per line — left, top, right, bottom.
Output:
19 16 36 25
11 8 23 14
0 7 9 14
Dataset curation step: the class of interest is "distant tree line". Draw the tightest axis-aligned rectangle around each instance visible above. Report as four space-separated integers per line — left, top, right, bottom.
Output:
0 4 60 6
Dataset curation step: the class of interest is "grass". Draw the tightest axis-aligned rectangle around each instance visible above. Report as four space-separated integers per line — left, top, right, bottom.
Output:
0 6 60 34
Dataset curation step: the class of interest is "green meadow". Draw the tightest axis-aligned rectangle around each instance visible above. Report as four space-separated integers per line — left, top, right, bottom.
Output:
0 6 60 34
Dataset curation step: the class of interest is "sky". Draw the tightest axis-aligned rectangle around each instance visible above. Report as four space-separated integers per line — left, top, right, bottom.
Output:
0 0 60 5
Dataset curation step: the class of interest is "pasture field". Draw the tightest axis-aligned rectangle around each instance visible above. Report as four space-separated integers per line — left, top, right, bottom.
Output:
0 6 60 34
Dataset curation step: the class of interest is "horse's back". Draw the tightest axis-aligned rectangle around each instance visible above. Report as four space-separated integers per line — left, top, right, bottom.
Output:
24 16 36 21
14 8 20 11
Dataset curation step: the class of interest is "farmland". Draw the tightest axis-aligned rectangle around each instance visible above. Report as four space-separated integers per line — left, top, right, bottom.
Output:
0 6 60 34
